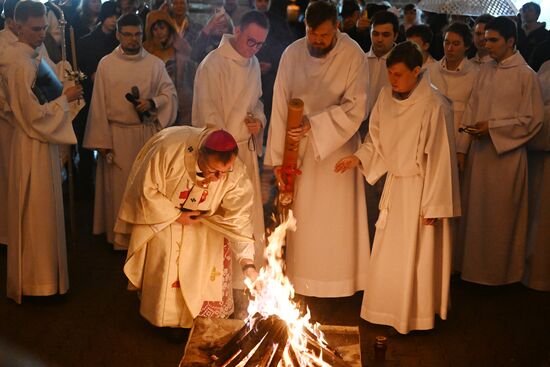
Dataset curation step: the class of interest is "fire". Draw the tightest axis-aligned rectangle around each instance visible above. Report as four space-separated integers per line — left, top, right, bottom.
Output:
244 211 331 366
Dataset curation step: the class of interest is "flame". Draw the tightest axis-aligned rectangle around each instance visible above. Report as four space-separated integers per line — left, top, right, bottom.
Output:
244 211 331 366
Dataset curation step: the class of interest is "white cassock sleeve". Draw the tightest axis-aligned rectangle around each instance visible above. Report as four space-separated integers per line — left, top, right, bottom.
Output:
354 98 388 184
420 103 461 219
488 73 544 154
263 51 292 167
192 61 226 129
307 54 368 161
83 61 113 150
6 62 76 144
150 63 178 128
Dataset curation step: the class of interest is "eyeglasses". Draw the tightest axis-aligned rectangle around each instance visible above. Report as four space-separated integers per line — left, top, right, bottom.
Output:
246 37 266 49
119 31 143 39
200 156 233 176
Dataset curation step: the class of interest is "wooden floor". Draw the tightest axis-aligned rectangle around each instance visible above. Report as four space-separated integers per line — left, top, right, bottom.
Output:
0 172 549 367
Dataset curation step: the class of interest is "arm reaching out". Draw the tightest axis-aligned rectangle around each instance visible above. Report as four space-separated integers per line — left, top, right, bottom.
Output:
334 155 360 173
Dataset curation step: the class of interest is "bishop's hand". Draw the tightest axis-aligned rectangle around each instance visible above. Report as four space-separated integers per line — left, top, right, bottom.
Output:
335 155 360 173
176 210 202 225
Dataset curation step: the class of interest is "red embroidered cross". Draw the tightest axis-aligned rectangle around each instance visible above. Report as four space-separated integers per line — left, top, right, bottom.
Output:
200 190 208 203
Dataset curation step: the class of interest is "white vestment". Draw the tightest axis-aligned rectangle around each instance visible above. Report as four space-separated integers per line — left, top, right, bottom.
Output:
83 46 177 246
457 52 544 285
192 34 266 288
264 32 370 297
428 57 478 146
421 54 437 70
0 29 49 245
428 57 478 270
365 48 391 117
355 73 460 334
523 60 550 291
0 42 81 303
0 29 19 245
364 48 392 237
114 126 255 327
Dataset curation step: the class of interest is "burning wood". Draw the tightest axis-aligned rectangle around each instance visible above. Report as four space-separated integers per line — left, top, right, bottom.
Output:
210 315 347 367
209 212 350 367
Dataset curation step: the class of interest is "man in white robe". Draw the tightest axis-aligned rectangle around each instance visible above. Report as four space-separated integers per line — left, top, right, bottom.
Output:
427 22 479 271
265 1 370 297
0 0 51 245
84 13 177 247
522 60 550 291
457 17 544 286
0 0 83 303
365 11 398 119
192 10 268 288
0 0 22 246
114 127 259 328
469 14 494 65
428 23 478 152
335 41 461 334
363 11 398 237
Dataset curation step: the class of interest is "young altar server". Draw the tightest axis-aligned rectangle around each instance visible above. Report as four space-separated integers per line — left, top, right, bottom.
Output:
456 17 544 286
335 41 461 334
522 60 550 292
0 0 83 303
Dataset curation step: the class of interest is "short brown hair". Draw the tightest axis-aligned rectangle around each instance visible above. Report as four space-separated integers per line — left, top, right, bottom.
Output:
386 41 423 70
305 0 337 29
14 0 45 23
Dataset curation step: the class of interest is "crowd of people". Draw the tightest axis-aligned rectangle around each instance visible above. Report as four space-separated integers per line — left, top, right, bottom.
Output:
0 0 548 338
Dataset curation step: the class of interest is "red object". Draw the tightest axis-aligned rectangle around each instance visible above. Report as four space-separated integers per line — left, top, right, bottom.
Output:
279 99 304 202
204 130 238 152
